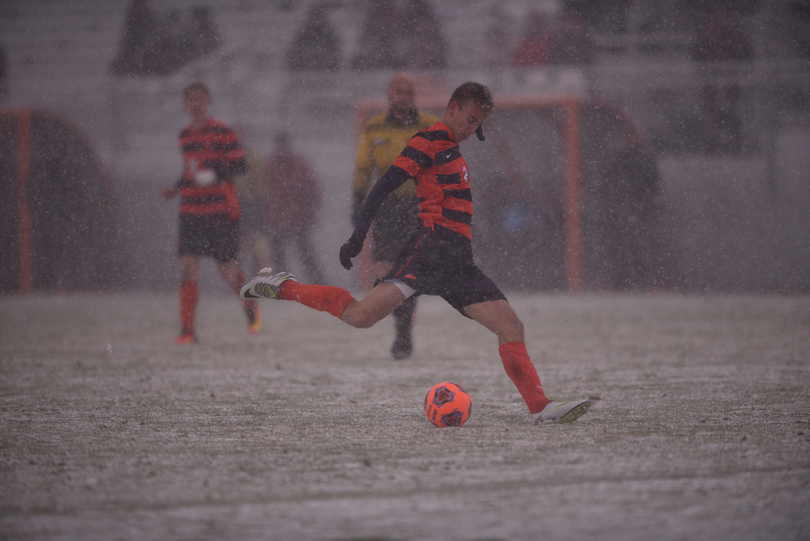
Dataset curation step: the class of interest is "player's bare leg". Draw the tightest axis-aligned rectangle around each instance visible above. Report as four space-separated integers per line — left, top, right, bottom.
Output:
240 269 404 329
339 282 405 329
465 299 524 345
467 299 590 423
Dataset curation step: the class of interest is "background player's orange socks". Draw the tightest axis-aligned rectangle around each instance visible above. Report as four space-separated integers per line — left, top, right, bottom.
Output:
179 278 198 334
279 282 354 318
499 342 550 414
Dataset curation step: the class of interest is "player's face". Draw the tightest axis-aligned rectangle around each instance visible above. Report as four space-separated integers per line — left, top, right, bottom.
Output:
183 90 210 121
446 101 488 143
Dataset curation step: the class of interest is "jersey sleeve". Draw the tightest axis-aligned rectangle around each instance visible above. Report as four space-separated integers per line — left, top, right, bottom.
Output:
353 164 412 237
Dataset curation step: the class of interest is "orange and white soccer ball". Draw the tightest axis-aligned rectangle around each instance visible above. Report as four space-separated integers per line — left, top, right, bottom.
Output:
424 381 471 427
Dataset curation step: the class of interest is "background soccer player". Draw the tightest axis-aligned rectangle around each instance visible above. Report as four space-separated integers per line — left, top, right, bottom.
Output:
162 82 260 344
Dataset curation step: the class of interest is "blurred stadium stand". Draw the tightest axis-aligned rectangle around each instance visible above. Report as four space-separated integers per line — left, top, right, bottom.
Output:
1 0 809 292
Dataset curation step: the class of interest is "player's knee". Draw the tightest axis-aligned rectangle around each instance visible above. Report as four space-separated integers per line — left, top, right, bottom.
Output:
513 317 525 337
341 308 378 329
498 309 524 342
502 317 524 343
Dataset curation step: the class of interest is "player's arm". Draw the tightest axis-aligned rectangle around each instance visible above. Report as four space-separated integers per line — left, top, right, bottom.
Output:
339 164 412 269
355 164 411 234
213 128 248 181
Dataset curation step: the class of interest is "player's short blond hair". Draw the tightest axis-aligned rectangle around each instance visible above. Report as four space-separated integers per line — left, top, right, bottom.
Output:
447 82 494 114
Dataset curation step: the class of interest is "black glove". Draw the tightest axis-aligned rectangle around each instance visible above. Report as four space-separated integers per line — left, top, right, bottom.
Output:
339 230 366 270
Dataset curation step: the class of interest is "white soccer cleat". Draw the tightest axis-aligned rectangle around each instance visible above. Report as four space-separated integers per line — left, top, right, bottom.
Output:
239 267 296 300
531 399 591 424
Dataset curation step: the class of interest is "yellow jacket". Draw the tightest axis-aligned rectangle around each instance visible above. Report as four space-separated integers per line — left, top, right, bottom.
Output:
352 109 438 200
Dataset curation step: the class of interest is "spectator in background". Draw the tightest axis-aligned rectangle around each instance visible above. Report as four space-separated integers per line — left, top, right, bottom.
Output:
484 5 512 69
788 0 810 57
141 8 189 74
397 0 447 69
511 10 556 68
690 11 752 155
265 134 326 285
550 12 596 65
110 0 158 75
117 5 222 76
351 0 400 71
285 5 341 71
187 7 221 60
599 131 662 291
233 132 272 274
690 11 755 62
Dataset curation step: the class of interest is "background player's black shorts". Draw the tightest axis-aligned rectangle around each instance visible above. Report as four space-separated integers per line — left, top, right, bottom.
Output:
372 195 421 262
385 226 507 317
178 214 238 262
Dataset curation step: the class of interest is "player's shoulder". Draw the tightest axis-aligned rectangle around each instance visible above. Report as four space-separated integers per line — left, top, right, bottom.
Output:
416 123 452 143
406 123 454 157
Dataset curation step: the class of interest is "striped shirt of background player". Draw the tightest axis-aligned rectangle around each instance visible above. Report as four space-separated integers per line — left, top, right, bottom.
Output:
178 119 246 216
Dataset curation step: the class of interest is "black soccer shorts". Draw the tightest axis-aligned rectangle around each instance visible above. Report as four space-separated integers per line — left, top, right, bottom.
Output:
385 226 507 317
178 214 239 262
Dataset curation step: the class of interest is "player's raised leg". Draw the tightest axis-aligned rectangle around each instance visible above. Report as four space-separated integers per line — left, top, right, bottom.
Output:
240 268 405 328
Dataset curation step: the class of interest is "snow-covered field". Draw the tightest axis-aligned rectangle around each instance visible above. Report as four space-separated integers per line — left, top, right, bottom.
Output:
1 292 809 541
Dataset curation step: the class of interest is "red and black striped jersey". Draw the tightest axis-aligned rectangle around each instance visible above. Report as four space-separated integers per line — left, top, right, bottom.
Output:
177 118 246 218
392 122 473 239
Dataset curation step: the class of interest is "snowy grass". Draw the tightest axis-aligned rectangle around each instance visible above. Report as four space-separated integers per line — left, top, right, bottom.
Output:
1 292 809 540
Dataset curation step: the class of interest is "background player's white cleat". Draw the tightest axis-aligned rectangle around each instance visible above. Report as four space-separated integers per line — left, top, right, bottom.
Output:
239 268 296 300
531 399 591 424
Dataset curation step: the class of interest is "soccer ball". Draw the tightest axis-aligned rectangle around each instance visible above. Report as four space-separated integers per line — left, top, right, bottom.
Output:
424 381 471 427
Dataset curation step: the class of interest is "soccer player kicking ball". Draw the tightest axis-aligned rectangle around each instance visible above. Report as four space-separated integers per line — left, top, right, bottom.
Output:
241 82 590 424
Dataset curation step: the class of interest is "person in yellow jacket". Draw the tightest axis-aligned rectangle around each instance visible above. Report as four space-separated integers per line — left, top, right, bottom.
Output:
351 73 438 359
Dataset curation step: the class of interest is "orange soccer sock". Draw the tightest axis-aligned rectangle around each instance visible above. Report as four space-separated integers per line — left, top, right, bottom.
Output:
278 281 355 319
179 278 199 334
499 342 550 414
